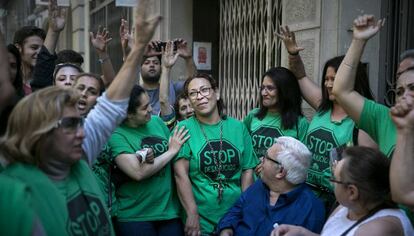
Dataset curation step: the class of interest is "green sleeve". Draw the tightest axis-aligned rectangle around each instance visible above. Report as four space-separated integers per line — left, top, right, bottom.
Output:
0 176 35 236
108 131 135 160
154 116 171 137
359 98 396 156
297 116 310 143
242 112 253 131
240 124 259 170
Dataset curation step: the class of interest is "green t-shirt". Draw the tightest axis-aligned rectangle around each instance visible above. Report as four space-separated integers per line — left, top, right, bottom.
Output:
243 108 309 157
108 116 180 222
175 116 259 234
305 110 355 195
0 174 36 236
359 98 396 157
2 161 113 236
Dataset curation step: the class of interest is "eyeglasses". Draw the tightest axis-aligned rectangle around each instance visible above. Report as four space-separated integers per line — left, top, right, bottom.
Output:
55 117 84 133
260 85 277 93
264 153 282 166
329 177 350 186
188 87 212 99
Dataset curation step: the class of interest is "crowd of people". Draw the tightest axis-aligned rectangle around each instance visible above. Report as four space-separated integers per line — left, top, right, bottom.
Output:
0 0 414 235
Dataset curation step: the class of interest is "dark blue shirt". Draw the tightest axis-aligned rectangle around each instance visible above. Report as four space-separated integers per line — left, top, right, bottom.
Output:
217 179 325 235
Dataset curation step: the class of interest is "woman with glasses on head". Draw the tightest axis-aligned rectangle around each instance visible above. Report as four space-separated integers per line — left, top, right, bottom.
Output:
277 26 378 214
271 146 414 236
173 73 258 235
243 67 308 162
53 63 83 88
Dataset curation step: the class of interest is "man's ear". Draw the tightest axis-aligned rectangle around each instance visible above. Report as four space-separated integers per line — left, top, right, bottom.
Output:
275 167 286 179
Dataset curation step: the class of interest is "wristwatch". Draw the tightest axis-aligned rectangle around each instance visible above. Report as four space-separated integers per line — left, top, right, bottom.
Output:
98 57 109 64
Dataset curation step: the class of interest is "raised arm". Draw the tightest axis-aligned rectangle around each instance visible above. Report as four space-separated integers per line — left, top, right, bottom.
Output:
119 19 134 62
82 0 162 164
115 127 189 181
105 0 161 101
160 41 179 118
176 39 197 79
174 158 201 236
31 0 66 91
277 26 321 109
90 27 115 87
332 15 384 123
44 0 66 54
390 97 414 208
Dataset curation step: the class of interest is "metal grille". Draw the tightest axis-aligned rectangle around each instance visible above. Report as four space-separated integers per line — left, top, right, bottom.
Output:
219 0 282 120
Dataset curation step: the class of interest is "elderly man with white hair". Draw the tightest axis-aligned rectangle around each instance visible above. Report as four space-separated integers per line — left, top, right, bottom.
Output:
217 136 325 236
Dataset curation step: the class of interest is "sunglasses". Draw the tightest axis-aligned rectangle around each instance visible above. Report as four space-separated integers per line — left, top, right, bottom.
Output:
55 117 84 133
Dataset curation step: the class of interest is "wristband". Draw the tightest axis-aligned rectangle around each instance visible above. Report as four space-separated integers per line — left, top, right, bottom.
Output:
98 57 109 64
288 51 299 56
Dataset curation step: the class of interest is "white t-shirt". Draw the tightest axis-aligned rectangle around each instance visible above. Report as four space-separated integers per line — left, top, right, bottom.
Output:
321 205 414 236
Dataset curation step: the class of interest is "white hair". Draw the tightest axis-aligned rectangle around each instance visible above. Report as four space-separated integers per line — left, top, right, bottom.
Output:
273 136 311 185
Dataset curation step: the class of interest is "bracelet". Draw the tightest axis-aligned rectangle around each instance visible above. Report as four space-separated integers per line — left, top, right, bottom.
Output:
343 62 354 68
288 51 299 56
98 57 109 64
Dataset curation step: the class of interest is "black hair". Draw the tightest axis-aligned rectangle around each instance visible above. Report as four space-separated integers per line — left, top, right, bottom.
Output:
56 50 84 66
318 56 374 113
13 26 46 46
127 85 147 115
184 73 226 119
255 67 303 129
174 92 189 121
74 73 105 95
142 55 162 65
341 146 396 207
7 44 24 98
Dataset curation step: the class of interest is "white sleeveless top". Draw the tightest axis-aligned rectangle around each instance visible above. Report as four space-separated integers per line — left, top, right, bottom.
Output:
321 206 414 236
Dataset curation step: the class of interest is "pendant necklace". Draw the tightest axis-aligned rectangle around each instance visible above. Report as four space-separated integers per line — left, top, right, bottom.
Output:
198 118 224 203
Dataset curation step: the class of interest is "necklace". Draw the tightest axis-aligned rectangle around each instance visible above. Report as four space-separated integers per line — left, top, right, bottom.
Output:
197 118 224 203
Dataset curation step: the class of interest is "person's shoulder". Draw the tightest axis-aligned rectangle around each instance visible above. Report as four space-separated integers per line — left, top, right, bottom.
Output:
356 214 404 236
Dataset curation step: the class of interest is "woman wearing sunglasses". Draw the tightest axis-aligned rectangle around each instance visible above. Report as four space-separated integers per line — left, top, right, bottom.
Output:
243 67 308 171
174 73 258 235
271 146 413 236
0 0 161 234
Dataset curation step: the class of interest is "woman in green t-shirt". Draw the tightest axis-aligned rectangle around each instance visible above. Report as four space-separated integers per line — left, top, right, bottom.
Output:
243 66 309 160
174 73 258 235
105 85 189 236
277 26 378 214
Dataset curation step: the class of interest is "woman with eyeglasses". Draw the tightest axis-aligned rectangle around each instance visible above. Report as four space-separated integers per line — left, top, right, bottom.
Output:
53 62 83 88
243 67 308 161
173 73 258 235
277 26 377 214
271 146 414 236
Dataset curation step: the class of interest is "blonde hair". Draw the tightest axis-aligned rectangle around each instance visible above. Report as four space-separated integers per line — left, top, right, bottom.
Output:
0 87 80 166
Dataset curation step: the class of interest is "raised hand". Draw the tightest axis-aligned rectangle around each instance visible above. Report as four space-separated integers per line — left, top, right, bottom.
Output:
176 38 192 59
133 0 162 47
391 96 414 131
276 26 304 55
352 14 385 41
48 0 67 32
162 41 180 68
90 26 112 53
120 19 134 52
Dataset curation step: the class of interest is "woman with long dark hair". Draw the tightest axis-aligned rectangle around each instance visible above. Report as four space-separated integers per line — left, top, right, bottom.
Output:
243 67 308 158
277 26 377 214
